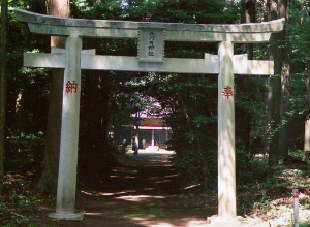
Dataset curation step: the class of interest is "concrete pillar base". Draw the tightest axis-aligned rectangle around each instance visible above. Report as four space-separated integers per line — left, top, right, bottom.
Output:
207 215 244 225
49 213 84 221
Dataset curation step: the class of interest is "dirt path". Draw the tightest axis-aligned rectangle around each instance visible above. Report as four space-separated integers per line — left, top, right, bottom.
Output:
34 151 269 227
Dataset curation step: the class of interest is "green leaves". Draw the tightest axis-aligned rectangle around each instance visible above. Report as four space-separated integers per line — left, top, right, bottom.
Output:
70 0 238 24
193 115 217 128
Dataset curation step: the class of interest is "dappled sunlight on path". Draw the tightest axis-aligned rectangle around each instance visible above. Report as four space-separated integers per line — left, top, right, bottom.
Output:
35 151 268 226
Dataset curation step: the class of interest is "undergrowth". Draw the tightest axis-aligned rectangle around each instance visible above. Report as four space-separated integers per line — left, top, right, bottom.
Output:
1 149 310 226
0 173 45 227
236 150 310 226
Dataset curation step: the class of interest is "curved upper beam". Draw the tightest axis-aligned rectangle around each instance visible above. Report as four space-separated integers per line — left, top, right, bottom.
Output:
14 8 285 43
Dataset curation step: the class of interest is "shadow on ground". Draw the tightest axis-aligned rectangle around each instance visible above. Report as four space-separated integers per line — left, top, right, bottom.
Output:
36 151 219 227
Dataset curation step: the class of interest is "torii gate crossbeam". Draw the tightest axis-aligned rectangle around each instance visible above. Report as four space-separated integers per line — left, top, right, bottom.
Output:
14 8 284 224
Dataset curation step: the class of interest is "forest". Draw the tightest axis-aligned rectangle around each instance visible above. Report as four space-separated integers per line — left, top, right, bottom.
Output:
1 0 310 226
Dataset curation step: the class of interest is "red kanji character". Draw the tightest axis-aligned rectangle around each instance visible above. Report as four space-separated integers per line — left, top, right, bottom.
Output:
222 86 233 99
66 81 78 94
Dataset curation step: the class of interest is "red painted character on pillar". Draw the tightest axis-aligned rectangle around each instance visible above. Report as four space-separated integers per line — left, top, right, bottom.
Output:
66 81 78 94
222 86 233 99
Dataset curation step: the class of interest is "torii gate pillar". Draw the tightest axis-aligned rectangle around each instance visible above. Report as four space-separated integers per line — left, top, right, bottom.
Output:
218 41 237 218
49 36 83 220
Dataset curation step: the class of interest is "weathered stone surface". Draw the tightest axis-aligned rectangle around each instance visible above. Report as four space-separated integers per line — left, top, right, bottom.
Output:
51 35 82 220
14 8 284 42
137 27 165 63
207 215 244 224
24 53 273 74
218 41 236 218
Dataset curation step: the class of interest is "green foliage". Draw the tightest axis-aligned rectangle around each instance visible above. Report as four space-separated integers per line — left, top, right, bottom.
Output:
0 184 43 227
2 2 50 178
173 147 217 185
5 132 45 174
7 0 310 196
72 0 252 187
237 150 310 225
5 2 310 226
140 73 219 186
71 0 240 183
71 0 239 24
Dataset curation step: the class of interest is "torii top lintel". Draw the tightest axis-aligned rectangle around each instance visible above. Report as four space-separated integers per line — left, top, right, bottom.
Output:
14 8 284 43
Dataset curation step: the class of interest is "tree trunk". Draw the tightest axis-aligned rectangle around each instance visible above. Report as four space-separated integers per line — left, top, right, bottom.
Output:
269 54 282 167
269 0 289 167
101 74 113 148
278 61 290 159
278 0 290 159
236 0 255 151
265 0 276 154
267 0 278 166
79 70 105 184
304 63 310 162
78 38 119 185
241 0 255 25
265 77 273 153
0 0 8 194
37 0 70 192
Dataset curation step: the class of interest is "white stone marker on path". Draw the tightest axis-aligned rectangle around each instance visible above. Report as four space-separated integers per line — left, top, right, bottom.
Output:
13 8 285 223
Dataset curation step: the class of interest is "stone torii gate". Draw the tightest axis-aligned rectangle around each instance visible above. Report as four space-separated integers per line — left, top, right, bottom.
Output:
14 8 284 223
